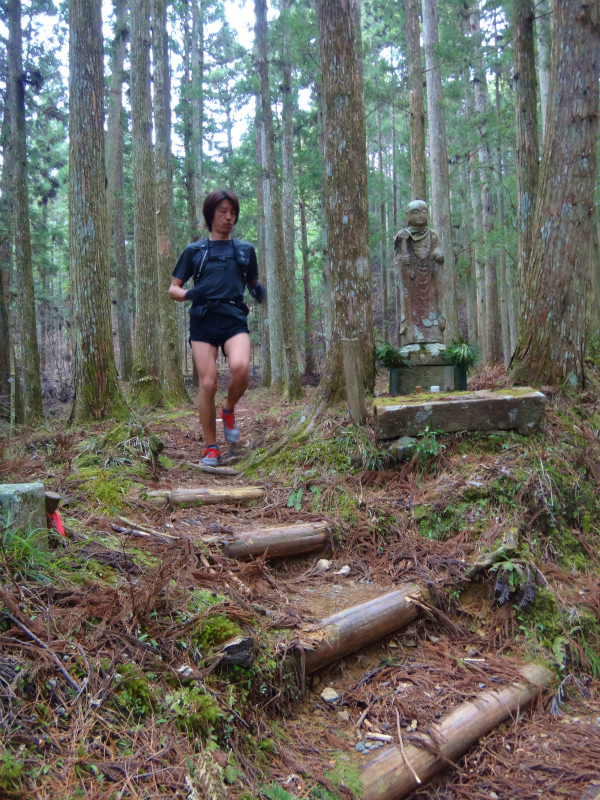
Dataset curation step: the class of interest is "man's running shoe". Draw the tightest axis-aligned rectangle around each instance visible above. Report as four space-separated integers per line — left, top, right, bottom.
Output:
200 445 221 467
222 407 240 443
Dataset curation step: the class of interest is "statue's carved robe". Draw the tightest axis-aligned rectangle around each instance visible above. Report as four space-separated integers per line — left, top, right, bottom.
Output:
394 226 446 345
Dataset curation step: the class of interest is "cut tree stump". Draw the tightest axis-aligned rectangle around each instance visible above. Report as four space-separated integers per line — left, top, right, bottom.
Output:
360 662 554 800
146 486 264 507
303 584 424 674
373 388 545 440
222 521 330 560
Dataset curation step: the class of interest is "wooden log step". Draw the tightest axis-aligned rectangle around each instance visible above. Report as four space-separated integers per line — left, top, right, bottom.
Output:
303 584 424 674
360 662 554 800
222 521 330 560
146 486 264 507
373 388 546 440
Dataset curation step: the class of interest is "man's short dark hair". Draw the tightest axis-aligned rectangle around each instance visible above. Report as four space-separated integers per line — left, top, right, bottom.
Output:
202 190 240 232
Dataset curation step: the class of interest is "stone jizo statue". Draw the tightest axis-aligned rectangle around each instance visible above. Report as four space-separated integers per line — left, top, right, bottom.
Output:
395 200 446 344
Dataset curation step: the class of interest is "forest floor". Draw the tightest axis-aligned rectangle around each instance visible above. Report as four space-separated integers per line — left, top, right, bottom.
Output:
1 365 600 800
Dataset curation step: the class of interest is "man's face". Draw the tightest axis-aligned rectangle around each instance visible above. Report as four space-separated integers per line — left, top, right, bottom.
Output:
212 200 236 235
408 206 428 228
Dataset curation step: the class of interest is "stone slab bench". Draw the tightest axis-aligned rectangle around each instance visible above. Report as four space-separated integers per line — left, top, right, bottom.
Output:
373 388 545 440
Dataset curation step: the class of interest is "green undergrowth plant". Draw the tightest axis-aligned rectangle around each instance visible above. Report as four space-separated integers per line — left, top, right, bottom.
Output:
442 338 479 371
110 664 158 717
0 526 66 583
374 342 411 370
166 686 222 737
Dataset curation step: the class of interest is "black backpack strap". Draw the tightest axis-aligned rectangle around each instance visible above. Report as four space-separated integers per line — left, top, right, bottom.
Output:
231 238 250 284
192 238 210 286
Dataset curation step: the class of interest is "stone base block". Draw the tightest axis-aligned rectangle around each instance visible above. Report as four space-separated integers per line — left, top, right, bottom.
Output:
373 389 546 440
398 364 454 394
399 341 448 367
0 482 49 550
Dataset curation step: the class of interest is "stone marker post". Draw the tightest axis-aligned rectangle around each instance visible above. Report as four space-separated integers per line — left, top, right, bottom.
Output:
0 482 49 551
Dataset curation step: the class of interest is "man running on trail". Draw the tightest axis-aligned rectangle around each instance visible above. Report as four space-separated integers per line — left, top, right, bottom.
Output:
168 189 266 466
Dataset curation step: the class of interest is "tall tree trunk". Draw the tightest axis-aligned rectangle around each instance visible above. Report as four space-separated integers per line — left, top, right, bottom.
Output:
513 0 540 306
494 68 511 364
105 0 128 233
8 0 43 423
114 115 133 381
536 0 550 140
464 75 485 348
377 106 389 342
154 0 188 402
68 0 127 422
255 105 270 387
130 0 163 405
300 197 316 375
457 158 477 343
281 0 296 289
191 0 203 228
314 57 332 353
225 96 234 187
469 3 502 365
316 0 375 400
391 99 398 229
510 0 599 386
0 91 19 419
422 0 459 342
405 0 426 201
182 0 196 238
254 0 302 400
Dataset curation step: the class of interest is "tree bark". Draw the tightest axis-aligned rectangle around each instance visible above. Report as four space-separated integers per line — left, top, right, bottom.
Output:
181 0 197 239
494 68 511 364
255 104 271 387
281 0 296 305
316 0 375 400
513 0 539 308
300 197 316 375
469 3 502 365
0 89 17 417
130 0 163 405
377 106 389 342
422 0 459 343
8 0 43 423
510 0 599 387
405 0 426 202
154 0 188 402
191 0 204 229
114 117 133 381
536 0 550 140
254 0 302 400
68 0 128 422
105 0 128 234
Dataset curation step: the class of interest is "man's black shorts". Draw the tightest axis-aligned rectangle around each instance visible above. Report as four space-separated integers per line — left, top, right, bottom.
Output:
189 306 249 353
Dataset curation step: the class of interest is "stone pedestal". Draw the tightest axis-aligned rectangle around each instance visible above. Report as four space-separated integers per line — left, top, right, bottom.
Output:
0 482 49 550
373 389 546 440
397 342 454 394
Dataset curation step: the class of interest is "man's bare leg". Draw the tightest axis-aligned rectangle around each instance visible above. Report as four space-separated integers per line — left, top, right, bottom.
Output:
191 341 219 444
223 332 251 411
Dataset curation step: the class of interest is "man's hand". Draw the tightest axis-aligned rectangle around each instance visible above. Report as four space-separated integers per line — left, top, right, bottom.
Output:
185 286 205 303
248 280 267 304
168 278 188 301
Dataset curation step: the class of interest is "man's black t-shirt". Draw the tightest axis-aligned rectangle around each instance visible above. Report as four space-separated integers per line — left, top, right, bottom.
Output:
172 238 259 329
172 239 258 301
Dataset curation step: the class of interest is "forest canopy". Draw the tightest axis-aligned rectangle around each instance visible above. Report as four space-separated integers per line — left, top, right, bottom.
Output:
0 0 598 423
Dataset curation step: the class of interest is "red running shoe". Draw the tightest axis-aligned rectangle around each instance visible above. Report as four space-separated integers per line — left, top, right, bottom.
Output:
200 445 221 467
222 407 240 443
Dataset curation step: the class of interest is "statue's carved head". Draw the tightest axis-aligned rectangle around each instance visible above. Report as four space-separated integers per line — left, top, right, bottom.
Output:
407 200 428 228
